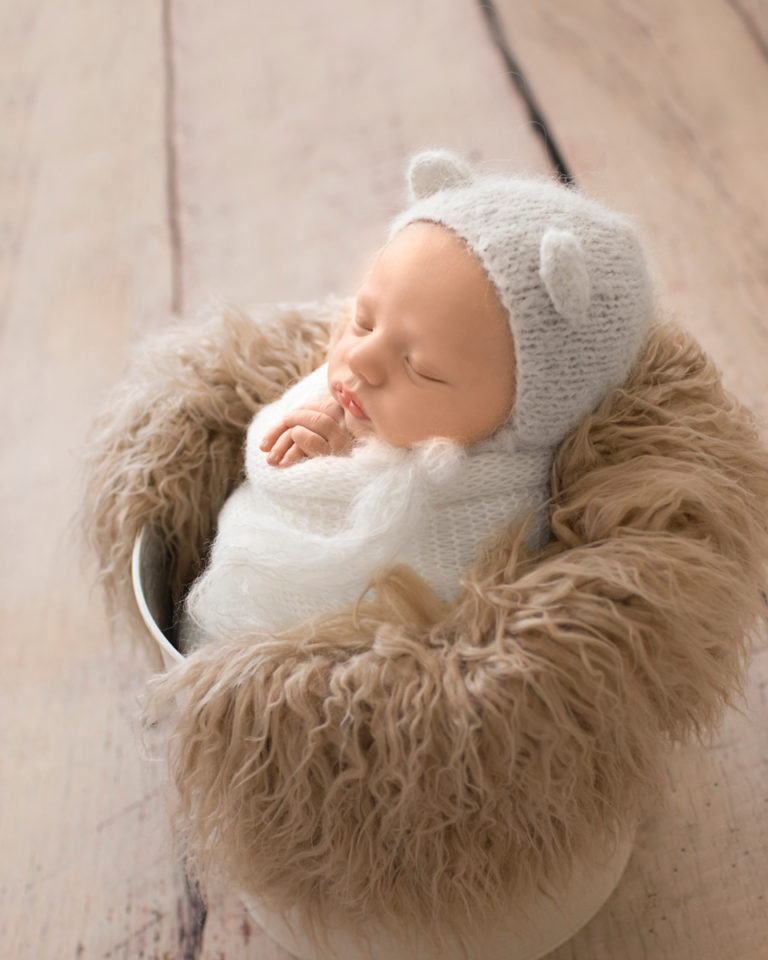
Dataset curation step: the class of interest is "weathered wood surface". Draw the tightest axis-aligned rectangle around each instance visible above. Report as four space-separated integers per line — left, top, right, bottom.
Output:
490 1 768 957
0 2 181 959
1 0 766 958
494 0 768 423
168 0 549 314
0 1 543 958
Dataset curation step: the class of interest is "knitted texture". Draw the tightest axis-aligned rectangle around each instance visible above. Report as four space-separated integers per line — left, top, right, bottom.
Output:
184 364 552 647
391 150 654 446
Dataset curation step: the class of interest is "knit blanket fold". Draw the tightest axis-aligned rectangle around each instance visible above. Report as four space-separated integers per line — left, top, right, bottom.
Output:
183 364 554 648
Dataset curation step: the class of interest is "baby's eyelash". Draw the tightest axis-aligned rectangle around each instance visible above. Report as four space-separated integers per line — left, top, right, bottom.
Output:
405 356 445 384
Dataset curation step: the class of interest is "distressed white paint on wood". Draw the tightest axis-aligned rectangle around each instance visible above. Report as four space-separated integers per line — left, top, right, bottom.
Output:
0 1 546 958
491 2 768 957
168 0 550 315
199 885 295 960
0 1 185 958
495 0 768 424
731 0 768 53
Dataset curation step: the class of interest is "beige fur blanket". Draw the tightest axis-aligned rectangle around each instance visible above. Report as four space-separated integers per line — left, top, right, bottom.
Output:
82 297 768 946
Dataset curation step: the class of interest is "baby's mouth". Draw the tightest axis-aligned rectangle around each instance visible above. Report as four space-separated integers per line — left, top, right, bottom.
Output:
334 383 370 421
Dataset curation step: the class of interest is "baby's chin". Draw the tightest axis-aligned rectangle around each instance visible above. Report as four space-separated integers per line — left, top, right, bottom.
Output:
344 411 411 448
343 408 453 449
348 417 431 449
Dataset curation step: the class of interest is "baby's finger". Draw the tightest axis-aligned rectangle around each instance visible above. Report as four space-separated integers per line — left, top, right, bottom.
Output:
287 410 351 451
260 420 287 452
265 429 295 465
289 425 333 459
276 408 333 435
276 441 308 468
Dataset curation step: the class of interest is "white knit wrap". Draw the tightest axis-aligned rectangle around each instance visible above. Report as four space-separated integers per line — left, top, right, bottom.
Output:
183 364 553 647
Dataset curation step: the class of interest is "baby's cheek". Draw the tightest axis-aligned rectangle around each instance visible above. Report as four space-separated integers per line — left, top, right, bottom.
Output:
344 408 376 440
374 411 422 448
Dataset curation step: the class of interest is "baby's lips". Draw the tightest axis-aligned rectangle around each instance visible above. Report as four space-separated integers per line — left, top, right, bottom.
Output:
334 382 369 421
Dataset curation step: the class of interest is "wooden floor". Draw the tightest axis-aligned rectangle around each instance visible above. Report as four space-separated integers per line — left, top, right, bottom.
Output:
1 1 767 957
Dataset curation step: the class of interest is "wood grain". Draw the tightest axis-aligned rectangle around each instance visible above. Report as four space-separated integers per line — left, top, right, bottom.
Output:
168 0 550 316
490 1 768 957
493 0 768 424
730 0 768 53
0 1 546 958
0 1 183 957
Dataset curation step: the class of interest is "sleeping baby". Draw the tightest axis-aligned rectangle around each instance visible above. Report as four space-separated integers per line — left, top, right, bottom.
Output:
182 150 653 649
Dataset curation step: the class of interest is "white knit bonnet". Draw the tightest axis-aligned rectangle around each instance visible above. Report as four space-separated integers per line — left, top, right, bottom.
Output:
390 150 654 448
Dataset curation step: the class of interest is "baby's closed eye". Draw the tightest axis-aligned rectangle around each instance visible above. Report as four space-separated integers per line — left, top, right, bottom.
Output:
405 356 448 385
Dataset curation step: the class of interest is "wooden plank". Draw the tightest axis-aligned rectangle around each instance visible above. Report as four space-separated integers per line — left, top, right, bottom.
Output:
0 1 186 958
0 1 549 958
489 2 768 958
494 0 768 423
168 0 551 315
731 0 768 53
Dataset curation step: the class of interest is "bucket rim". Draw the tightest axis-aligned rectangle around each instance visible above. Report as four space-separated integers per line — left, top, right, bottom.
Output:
131 525 184 665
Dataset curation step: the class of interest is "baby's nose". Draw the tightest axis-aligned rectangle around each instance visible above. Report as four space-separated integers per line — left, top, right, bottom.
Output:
348 338 385 387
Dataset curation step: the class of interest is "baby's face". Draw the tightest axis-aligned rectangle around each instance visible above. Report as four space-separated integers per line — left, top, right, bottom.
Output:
327 221 516 448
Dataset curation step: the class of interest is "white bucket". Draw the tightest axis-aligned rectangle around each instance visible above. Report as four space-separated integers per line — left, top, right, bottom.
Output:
131 525 184 669
132 524 633 960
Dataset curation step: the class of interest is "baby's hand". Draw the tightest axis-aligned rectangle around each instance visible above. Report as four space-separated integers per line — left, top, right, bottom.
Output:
260 396 353 467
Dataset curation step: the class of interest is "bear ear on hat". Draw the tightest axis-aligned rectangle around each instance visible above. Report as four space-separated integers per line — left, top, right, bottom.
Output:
408 150 472 201
539 228 591 324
